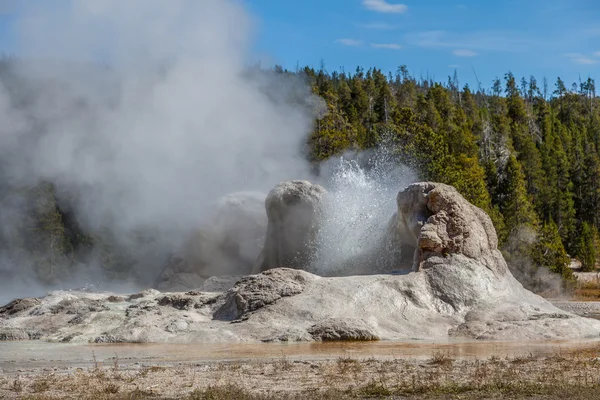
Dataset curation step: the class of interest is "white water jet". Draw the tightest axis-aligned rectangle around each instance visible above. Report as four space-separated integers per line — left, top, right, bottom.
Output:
312 146 416 276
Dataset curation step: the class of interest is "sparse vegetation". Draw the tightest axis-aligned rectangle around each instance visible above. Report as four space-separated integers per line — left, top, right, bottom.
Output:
574 280 600 300
428 350 453 368
3 347 600 400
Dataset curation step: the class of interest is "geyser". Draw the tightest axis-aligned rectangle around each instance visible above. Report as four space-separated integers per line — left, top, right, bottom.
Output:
2 181 599 343
311 155 416 276
157 150 417 287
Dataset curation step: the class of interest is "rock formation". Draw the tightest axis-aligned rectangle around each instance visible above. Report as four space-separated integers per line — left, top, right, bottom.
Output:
155 192 267 291
1 181 599 343
253 180 326 273
391 182 507 273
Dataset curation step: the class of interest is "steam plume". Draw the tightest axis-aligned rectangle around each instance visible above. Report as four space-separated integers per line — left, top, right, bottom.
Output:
0 0 323 303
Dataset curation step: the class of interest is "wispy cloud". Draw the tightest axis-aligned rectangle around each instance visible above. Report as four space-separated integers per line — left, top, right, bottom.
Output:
371 43 403 50
335 38 363 47
453 49 478 57
362 0 408 14
565 53 599 65
576 57 598 65
594 51 600 57
405 30 538 52
359 22 397 30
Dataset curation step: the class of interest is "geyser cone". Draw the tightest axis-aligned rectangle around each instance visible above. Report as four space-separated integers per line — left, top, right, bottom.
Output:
2 181 599 343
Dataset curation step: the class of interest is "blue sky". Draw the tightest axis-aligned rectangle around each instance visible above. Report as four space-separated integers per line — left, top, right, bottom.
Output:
0 0 598 90
247 0 600 89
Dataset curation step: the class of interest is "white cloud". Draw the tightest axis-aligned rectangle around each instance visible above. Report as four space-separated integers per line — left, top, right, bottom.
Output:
594 51 600 57
576 57 598 64
335 38 363 47
359 22 397 30
453 49 478 57
565 53 598 65
371 43 402 50
362 0 407 14
406 30 538 52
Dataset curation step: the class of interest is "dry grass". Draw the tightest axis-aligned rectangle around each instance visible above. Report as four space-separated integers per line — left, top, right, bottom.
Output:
428 350 453 368
574 281 600 300
3 346 600 400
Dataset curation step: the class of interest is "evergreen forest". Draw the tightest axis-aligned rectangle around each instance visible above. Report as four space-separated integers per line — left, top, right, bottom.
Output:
300 64 600 289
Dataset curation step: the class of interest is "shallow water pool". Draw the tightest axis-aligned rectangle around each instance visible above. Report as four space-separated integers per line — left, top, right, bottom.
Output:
1 338 599 373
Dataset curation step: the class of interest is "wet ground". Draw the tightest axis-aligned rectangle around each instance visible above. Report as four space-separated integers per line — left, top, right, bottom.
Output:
0 300 598 376
2 338 600 374
551 300 600 320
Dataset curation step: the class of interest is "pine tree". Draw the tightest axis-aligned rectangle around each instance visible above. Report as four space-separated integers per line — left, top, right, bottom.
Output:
504 73 544 201
373 69 395 125
538 113 577 249
310 90 356 160
497 155 539 236
532 219 572 279
579 142 600 226
577 222 598 271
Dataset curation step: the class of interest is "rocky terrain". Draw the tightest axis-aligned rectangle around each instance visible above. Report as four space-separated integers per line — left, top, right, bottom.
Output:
1 181 599 344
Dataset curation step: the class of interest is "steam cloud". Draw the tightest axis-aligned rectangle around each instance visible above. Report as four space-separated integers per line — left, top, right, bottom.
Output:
0 0 324 303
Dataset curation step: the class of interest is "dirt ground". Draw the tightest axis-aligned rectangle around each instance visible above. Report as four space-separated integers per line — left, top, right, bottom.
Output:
2 339 600 399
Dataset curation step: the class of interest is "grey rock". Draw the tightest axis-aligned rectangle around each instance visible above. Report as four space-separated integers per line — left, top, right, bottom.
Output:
0 298 41 317
308 318 379 341
393 182 505 274
157 294 198 310
0 328 32 341
60 333 82 343
262 329 314 342
165 319 189 333
128 289 160 301
106 296 126 303
126 300 162 318
49 298 108 315
253 180 326 273
214 268 314 321
68 313 89 325
156 293 219 311
93 335 129 344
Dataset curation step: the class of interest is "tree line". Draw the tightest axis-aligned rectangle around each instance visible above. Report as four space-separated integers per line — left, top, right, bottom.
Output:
297 64 600 288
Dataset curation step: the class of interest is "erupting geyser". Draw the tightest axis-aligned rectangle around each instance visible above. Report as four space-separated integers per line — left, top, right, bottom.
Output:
311 157 413 276
2 181 599 343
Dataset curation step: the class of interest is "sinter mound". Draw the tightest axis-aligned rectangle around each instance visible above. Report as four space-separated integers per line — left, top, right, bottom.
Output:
1 181 599 343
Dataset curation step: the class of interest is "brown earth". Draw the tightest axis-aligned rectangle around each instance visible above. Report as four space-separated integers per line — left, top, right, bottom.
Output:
1 340 600 399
